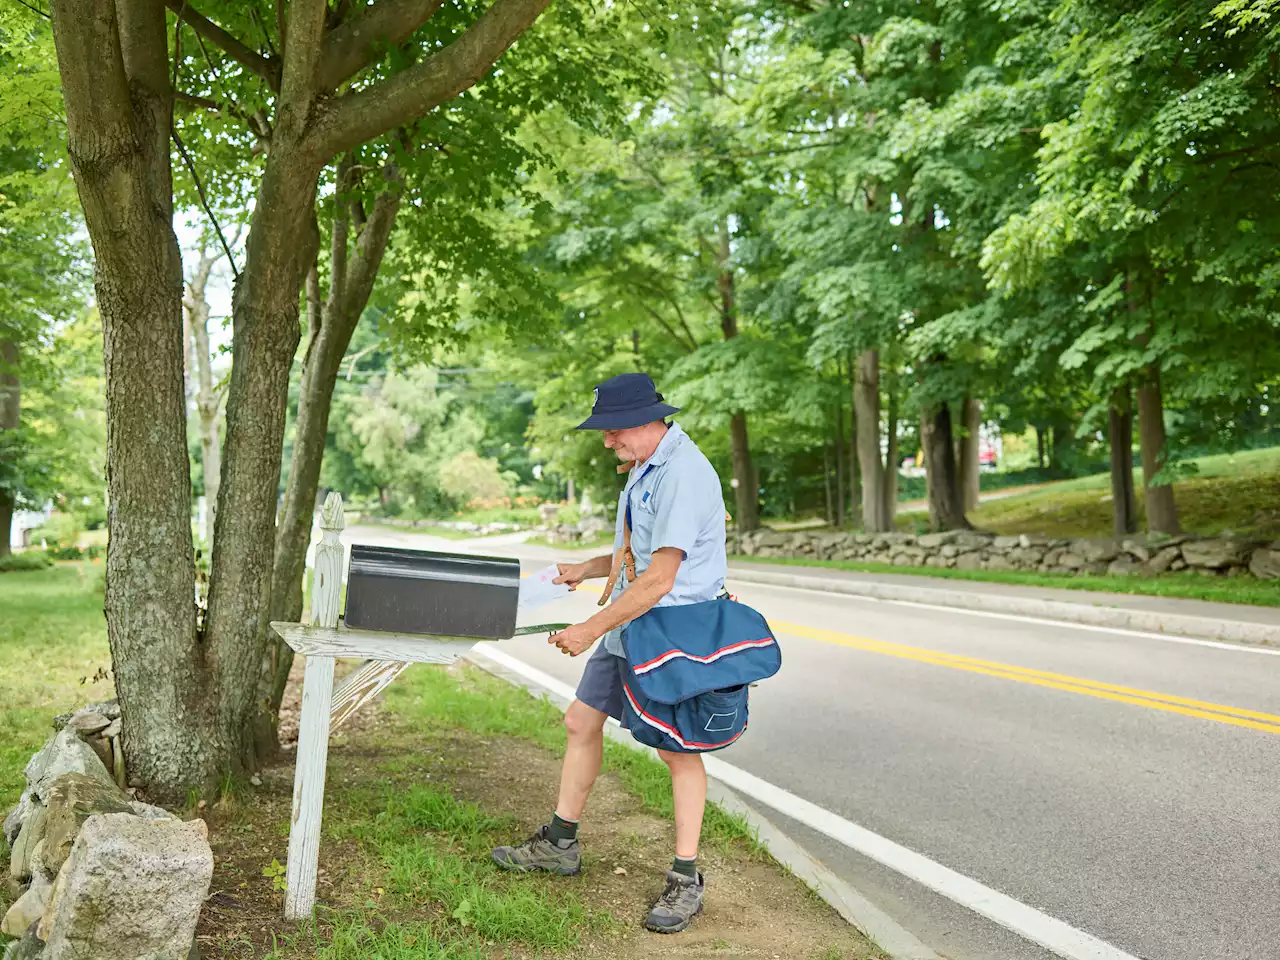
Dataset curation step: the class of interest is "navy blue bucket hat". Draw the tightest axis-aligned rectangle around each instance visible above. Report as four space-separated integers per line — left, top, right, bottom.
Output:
575 373 680 431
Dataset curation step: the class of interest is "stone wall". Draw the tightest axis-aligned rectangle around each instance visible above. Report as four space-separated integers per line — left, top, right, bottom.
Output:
729 529 1280 581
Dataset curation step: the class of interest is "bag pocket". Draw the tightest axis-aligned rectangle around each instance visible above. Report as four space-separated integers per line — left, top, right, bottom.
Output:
621 685 749 754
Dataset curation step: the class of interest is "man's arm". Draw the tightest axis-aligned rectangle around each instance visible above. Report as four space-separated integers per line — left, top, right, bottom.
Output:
550 548 682 656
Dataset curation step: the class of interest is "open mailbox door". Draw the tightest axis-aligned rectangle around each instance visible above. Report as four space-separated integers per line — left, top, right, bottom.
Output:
343 544 520 640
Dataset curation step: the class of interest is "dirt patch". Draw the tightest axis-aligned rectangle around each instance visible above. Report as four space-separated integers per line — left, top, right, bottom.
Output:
436 728 876 960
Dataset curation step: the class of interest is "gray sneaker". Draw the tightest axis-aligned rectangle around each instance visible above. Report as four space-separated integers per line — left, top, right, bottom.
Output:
644 870 705 933
491 825 582 876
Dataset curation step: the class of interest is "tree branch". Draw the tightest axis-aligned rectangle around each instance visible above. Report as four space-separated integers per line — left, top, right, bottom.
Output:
165 0 281 90
278 0 328 135
48 0 134 162
336 164 404 321
315 0 552 160
636 299 697 354
172 126 240 279
317 0 447 90
14 0 51 20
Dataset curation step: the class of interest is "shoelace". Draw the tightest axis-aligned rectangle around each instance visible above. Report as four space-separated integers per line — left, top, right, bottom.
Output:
657 876 694 907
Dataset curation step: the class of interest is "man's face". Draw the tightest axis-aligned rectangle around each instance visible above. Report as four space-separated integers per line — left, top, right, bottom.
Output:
602 425 647 461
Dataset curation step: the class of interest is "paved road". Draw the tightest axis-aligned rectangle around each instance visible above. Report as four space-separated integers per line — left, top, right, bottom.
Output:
341 524 1280 959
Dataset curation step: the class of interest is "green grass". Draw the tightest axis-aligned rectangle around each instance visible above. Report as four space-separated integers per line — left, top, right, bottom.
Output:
965 447 1280 539
0 563 110 809
383 665 763 855
733 553 1280 607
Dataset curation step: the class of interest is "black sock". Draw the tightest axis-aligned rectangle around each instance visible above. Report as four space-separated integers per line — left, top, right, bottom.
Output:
672 855 698 880
548 813 578 844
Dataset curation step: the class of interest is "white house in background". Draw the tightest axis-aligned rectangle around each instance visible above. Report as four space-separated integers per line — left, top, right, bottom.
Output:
9 504 52 550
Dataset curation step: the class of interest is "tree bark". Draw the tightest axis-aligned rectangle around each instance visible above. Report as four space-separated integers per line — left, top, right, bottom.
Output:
50 0 214 803
185 248 222 548
854 349 890 532
847 356 859 527
833 397 845 528
1035 425 1045 469
1137 367 1180 535
822 441 833 526
884 381 898 524
0 339 18 557
958 397 981 514
255 167 403 754
716 219 758 531
921 403 971 531
1108 386 1138 537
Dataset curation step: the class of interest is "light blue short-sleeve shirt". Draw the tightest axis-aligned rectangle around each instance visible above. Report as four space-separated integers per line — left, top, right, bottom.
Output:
601 422 728 656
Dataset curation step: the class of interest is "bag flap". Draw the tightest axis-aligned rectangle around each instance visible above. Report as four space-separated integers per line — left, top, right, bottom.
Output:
622 598 780 705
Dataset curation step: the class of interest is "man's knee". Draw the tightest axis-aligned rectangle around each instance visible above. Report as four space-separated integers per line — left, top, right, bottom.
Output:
565 701 607 741
657 748 704 771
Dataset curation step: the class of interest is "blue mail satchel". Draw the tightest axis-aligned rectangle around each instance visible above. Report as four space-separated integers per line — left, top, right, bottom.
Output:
601 475 781 754
619 596 781 753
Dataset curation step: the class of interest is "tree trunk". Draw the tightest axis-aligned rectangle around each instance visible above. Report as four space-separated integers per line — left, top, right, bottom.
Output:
254 169 403 755
185 250 221 548
1035 425 1045 469
1137 368 1180 535
716 219 759 531
823 441 833 526
1049 415 1074 472
884 382 898 524
854 349 889 532
566 476 575 504
0 338 18 558
847 356 860 526
921 403 971 531
1108 387 1138 537
49 0 219 803
833 398 845 529
958 397 981 514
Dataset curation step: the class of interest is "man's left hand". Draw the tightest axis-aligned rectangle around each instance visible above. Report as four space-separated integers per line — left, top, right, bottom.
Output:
549 622 598 657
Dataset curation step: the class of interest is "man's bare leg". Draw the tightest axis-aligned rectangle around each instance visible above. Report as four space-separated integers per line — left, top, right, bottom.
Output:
646 748 708 933
556 699 609 820
492 699 607 875
659 749 706 859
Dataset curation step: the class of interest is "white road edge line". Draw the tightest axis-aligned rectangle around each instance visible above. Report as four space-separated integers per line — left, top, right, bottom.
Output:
470 644 1142 960
729 575 1280 657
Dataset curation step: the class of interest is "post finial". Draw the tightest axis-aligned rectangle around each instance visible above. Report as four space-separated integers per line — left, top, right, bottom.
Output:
321 492 345 532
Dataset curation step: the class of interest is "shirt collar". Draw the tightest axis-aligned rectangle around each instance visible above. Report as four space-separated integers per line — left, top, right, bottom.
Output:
637 421 686 473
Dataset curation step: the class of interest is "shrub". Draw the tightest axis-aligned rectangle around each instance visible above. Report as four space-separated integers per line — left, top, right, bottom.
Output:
0 552 53 573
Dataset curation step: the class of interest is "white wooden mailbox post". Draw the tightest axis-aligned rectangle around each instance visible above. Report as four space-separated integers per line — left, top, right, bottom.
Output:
271 493 491 920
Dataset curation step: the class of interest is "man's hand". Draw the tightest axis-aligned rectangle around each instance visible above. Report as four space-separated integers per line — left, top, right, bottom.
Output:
549 622 598 657
554 562 590 590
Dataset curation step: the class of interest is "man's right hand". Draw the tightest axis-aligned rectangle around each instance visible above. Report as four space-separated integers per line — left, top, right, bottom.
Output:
554 562 589 590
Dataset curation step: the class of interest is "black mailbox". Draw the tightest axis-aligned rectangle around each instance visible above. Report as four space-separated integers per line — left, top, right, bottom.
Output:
343 545 520 639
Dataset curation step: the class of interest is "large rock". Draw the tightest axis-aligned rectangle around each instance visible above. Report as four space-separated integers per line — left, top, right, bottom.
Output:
1249 547 1280 581
42 774 132 875
2 871 52 937
1181 538 1251 570
915 531 958 549
1147 545 1181 574
955 552 985 571
25 728 115 802
39 813 213 960
1077 540 1120 563
9 805 47 882
4 792 35 848
953 531 994 551
2 930 44 960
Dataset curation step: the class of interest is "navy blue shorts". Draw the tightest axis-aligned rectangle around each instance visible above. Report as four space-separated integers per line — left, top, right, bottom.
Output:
574 643 626 720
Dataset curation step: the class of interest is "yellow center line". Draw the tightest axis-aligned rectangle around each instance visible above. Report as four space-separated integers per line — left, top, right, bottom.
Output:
570 581 1280 736
773 619 1280 737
